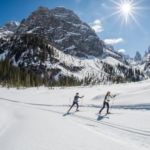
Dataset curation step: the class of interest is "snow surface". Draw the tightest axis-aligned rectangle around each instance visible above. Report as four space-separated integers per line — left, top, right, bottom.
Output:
102 56 123 66
26 27 40 33
0 30 13 38
104 48 122 60
0 80 150 150
64 45 76 52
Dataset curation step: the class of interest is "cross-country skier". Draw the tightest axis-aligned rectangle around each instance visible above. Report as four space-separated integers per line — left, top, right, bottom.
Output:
98 91 116 115
67 93 84 113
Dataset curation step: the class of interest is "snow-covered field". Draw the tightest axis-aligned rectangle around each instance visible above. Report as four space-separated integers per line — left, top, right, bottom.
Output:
0 80 150 150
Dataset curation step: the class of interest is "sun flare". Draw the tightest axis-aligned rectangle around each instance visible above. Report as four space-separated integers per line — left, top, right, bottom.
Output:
119 1 134 23
121 2 132 15
110 0 143 25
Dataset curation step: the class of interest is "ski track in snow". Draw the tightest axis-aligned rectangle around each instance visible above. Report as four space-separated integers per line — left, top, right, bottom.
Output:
0 101 149 150
0 80 150 150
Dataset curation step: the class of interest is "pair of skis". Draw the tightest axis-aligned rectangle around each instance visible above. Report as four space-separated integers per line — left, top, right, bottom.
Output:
63 110 112 121
63 110 80 116
96 112 111 120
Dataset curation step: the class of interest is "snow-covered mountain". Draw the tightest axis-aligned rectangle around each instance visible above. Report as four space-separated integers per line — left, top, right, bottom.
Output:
129 49 150 77
16 6 105 57
0 21 20 39
142 50 150 76
0 21 20 60
0 7 146 84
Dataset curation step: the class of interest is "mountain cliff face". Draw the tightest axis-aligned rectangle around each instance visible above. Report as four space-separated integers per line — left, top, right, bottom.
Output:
130 48 150 78
0 7 145 85
16 6 104 57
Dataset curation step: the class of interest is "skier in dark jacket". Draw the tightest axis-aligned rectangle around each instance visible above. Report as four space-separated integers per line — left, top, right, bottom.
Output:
67 93 84 113
99 91 116 115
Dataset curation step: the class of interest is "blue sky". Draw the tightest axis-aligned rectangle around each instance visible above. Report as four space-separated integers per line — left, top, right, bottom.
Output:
0 0 150 57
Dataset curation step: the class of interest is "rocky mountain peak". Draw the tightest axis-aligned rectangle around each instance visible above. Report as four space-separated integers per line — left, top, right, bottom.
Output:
49 6 81 24
36 6 50 13
22 6 81 25
16 6 104 57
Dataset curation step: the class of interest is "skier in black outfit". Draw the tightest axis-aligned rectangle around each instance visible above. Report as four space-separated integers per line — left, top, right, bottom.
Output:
67 93 84 113
99 91 116 115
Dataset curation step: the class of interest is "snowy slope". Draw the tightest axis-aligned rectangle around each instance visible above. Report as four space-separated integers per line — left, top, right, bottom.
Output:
0 30 13 39
42 44 135 82
0 21 19 39
0 80 150 150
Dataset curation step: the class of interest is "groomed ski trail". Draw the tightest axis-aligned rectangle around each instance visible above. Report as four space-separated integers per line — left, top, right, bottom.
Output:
0 97 149 150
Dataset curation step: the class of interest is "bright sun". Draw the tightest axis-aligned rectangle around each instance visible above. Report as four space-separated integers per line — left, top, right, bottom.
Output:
110 0 143 25
120 2 133 22
121 3 132 15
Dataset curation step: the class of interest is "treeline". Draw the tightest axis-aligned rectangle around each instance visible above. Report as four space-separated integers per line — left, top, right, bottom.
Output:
0 59 43 87
101 62 144 83
0 59 145 88
0 59 82 87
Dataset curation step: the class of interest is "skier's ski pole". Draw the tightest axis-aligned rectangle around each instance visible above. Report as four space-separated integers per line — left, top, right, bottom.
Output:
81 96 84 107
110 94 117 113
69 97 72 106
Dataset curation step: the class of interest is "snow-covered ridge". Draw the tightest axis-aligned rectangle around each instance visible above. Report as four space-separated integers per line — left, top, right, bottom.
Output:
16 6 104 57
45 44 142 83
0 21 20 39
